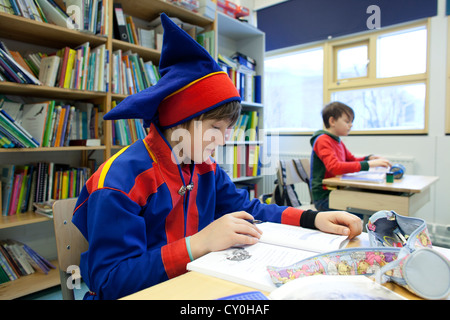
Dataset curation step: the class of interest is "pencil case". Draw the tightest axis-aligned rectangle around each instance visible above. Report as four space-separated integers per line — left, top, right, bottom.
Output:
366 210 432 251
267 211 450 299
364 210 449 299
267 246 450 299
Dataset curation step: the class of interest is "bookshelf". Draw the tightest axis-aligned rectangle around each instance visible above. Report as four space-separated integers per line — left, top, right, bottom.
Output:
0 1 265 298
0 0 214 299
216 12 265 195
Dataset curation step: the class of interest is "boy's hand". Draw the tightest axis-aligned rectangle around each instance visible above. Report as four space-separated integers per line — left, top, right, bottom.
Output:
368 158 391 168
189 211 262 260
314 211 362 239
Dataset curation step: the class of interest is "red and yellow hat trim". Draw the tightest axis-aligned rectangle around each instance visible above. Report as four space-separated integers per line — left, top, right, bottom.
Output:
158 71 240 128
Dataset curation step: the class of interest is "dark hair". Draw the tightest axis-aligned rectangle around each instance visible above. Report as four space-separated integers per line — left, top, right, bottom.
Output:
322 101 354 128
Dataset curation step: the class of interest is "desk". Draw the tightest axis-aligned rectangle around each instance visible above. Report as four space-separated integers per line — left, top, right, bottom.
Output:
323 175 438 221
120 234 419 300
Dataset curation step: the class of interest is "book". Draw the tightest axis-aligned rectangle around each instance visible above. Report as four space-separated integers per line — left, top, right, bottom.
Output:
36 0 77 29
341 168 388 183
0 47 42 85
187 222 349 292
0 239 55 278
15 165 29 214
18 101 51 146
33 200 54 218
9 51 35 76
39 55 61 87
113 2 128 42
41 100 55 147
0 165 15 215
63 0 84 31
0 114 32 148
0 99 40 147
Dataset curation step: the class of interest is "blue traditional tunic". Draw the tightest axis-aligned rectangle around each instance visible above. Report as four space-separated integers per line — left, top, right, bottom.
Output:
72 123 313 299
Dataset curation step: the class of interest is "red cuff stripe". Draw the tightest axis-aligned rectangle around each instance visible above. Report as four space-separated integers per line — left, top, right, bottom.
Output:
281 207 303 226
161 238 191 279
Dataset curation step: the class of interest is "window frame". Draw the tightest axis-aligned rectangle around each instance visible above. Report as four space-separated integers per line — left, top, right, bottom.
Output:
333 40 370 83
324 20 430 135
447 17 450 134
263 19 431 136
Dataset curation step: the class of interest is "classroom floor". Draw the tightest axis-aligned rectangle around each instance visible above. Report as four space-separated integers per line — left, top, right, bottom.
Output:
17 281 89 300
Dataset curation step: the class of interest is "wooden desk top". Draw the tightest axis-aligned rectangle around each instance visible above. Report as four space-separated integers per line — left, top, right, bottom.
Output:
121 234 420 300
322 174 438 194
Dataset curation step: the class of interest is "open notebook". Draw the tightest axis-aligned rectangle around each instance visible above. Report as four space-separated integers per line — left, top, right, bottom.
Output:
187 222 349 292
340 167 389 183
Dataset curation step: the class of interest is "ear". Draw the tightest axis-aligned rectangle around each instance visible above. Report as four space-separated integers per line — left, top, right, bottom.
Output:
328 116 337 127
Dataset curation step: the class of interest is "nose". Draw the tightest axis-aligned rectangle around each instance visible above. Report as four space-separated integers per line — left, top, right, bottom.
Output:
216 137 225 147
217 129 226 146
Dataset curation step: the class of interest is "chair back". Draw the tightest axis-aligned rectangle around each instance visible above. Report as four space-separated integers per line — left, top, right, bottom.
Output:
273 159 315 208
53 198 88 300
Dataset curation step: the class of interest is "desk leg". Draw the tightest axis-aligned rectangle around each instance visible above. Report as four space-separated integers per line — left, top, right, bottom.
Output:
346 207 375 227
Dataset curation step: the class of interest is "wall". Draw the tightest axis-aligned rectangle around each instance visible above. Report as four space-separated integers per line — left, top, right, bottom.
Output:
264 0 449 226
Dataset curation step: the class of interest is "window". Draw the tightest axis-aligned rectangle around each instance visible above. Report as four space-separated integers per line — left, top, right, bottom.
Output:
331 83 426 131
264 21 429 135
264 47 323 133
327 23 428 134
335 42 368 81
376 27 427 78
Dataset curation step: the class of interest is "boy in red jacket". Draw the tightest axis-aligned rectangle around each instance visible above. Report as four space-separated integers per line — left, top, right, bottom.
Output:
310 101 391 211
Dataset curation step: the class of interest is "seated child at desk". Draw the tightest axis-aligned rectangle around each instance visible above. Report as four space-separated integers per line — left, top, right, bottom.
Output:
71 15 362 300
310 102 391 211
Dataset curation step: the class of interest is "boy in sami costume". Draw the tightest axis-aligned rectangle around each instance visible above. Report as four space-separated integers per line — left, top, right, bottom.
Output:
72 14 362 300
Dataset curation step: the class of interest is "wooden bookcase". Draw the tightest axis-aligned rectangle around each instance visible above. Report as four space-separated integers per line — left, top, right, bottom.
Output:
216 12 265 195
0 1 265 299
0 0 213 299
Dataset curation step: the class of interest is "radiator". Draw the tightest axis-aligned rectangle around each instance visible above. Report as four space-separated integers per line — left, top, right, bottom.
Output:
262 152 415 205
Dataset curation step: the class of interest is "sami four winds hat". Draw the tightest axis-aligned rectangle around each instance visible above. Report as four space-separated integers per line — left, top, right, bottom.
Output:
103 13 241 128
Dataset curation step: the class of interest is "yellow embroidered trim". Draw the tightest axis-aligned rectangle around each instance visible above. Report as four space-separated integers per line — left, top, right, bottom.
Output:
143 139 157 163
98 146 129 188
162 71 227 101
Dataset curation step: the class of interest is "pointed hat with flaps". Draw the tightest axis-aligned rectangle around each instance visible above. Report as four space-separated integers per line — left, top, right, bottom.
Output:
103 13 241 128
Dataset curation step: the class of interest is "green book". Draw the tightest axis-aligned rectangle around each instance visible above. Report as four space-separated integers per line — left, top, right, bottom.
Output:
42 100 55 147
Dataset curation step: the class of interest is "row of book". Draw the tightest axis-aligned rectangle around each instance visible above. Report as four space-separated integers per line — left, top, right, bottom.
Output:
113 3 161 49
113 4 207 52
42 43 109 91
111 49 160 95
0 0 109 35
215 144 261 179
0 162 91 216
167 0 200 12
111 100 148 146
0 44 41 86
0 39 109 92
0 239 56 283
225 110 259 142
196 30 215 59
0 97 102 148
218 53 261 104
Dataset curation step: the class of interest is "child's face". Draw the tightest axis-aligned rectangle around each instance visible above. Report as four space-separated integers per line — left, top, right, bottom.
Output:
190 119 229 163
170 119 229 164
329 113 353 136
